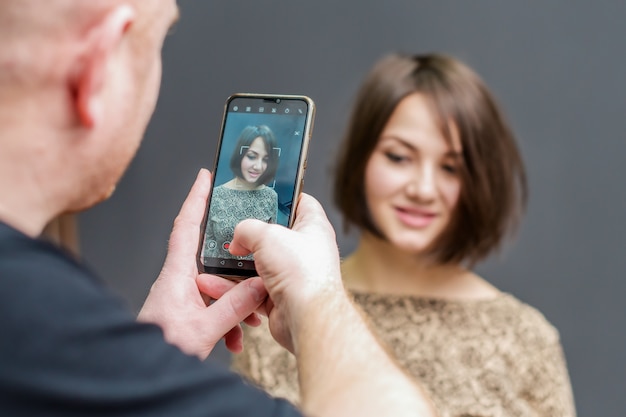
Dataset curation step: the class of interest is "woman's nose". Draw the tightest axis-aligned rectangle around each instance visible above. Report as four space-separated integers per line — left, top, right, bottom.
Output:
406 166 436 200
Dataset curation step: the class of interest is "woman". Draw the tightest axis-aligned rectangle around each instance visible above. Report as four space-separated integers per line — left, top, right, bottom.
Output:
231 54 576 416
203 125 279 260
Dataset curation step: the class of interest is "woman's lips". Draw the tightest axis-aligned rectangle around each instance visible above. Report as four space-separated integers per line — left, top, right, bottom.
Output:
395 206 437 228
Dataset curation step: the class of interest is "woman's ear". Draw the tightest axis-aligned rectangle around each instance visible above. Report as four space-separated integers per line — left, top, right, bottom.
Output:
70 5 136 128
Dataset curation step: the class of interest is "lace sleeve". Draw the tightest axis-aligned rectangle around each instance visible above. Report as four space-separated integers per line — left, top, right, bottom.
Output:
518 336 577 417
231 320 301 405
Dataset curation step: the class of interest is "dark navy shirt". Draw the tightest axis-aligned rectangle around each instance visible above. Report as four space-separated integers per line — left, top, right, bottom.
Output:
0 222 300 416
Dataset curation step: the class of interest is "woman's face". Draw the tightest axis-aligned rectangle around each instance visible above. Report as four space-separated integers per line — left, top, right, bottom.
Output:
364 92 463 255
240 136 269 184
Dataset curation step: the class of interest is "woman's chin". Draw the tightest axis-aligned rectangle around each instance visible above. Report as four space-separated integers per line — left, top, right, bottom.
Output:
388 235 434 256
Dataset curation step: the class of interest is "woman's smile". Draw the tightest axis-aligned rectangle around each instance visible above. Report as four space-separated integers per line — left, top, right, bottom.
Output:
394 206 437 228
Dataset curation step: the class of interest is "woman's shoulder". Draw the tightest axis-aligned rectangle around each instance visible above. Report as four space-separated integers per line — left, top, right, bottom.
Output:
494 293 562 347
212 184 228 193
254 186 278 204
259 185 278 196
350 290 561 347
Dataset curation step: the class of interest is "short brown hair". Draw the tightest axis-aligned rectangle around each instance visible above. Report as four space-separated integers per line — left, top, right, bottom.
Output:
334 53 527 266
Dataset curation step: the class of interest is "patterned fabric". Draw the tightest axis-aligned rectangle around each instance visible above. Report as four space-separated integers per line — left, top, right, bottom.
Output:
203 185 277 260
232 291 576 417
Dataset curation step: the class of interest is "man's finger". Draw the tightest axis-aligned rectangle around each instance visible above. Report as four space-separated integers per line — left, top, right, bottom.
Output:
243 312 262 327
228 219 272 257
223 325 244 353
163 169 212 272
197 275 265 323
290 193 332 232
196 274 238 299
202 277 268 338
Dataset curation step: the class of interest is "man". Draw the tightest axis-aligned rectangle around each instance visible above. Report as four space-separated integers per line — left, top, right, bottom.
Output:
0 1 437 416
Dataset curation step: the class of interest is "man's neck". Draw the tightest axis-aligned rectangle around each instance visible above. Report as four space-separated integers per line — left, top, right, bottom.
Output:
0 200 51 238
0 139 61 238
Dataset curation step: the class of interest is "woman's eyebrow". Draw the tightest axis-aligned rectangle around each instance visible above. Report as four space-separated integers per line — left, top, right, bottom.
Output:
380 135 416 151
444 150 463 159
382 135 463 159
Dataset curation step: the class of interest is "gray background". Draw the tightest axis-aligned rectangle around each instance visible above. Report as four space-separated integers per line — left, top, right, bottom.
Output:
79 1 626 416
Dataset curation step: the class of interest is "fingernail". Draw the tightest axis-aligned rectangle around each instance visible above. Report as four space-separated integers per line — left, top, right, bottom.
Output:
248 278 267 303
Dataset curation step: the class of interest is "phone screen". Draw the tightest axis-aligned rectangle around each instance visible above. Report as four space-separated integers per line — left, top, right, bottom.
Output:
198 94 314 279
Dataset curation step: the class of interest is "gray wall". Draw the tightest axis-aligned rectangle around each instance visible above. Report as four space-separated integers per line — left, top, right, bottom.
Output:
79 1 626 415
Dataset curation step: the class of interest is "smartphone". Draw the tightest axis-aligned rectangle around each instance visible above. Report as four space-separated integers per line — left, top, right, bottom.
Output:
198 93 315 280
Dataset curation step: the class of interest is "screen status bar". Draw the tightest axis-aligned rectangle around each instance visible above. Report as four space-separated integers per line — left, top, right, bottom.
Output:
228 100 306 115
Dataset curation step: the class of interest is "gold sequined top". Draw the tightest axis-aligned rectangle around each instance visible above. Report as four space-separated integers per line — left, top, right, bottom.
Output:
232 291 576 417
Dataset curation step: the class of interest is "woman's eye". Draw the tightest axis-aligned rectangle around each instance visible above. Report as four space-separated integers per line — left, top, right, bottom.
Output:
246 154 257 161
442 164 458 174
384 152 408 163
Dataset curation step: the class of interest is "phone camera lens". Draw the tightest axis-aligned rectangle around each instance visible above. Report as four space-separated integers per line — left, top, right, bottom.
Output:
275 98 281 103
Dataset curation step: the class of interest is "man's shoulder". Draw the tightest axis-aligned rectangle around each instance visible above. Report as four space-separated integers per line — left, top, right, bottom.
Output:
0 221 94 288
0 221 126 331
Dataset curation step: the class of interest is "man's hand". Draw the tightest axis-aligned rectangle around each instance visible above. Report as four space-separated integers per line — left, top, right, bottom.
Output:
205 193 344 353
197 190 439 417
138 169 266 359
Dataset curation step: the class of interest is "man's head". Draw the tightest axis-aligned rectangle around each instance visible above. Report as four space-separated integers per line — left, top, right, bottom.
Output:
0 0 178 235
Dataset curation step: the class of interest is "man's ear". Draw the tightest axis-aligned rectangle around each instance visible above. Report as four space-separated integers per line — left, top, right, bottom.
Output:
71 5 136 128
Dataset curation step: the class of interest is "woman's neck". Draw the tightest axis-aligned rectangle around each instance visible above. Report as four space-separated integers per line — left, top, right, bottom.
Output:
224 177 263 191
341 233 499 301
